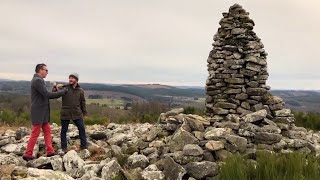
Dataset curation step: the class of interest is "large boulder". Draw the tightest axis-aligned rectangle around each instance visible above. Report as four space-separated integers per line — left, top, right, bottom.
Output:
162 157 187 180
255 132 282 144
26 168 74 180
127 153 149 169
225 134 248 152
184 161 218 179
0 154 20 165
183 144 204 156
101 160 123 180
141 165 165 180
63 150 85 178
168 128 199 152
107 133 127 145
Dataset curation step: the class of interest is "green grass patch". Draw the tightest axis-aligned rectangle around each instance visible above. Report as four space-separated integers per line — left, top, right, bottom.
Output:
86 98 125 107
294 111 320 131
217 152 320 180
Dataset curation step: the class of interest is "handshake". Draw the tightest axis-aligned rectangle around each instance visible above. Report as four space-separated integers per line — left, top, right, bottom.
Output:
51 82 68 92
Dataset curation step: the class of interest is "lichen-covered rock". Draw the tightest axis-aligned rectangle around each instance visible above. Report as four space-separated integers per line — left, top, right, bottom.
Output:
26 168 74 180
168 128 199 152
204 128 232 140
183 144 204 156
127 153 149 169
63 150 85 178
242 110 267 123
184 161 218 179
225 134 248 152
162 157 186 180
205 140 225 151
101 160 123 180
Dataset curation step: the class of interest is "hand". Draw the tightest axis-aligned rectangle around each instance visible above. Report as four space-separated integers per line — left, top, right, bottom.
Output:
56 84 64 90
52 86 58 92
83 116 89 120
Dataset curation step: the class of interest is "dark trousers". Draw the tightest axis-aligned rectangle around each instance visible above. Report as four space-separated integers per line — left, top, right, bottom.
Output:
61 119 87 150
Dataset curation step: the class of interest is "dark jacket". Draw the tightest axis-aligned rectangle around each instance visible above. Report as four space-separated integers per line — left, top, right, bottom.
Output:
60 84 87 120
30 74 66 125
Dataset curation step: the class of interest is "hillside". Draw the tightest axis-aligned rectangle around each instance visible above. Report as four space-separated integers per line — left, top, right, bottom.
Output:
0 80 319 112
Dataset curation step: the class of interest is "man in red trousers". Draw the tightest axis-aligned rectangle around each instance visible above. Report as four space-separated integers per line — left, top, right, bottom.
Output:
23 64 67 161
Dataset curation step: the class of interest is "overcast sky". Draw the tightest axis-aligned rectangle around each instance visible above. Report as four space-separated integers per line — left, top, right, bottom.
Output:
0 0 319 89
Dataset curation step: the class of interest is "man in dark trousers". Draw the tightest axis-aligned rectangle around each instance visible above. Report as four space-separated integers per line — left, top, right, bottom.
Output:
23 64 67 161
54 73 88 154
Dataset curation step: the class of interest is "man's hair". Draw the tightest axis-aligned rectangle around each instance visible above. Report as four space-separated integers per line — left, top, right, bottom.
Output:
35 63 47 73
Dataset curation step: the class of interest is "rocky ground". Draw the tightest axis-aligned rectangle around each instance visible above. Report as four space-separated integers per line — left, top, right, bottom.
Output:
1 4 319 180
0 108 320 180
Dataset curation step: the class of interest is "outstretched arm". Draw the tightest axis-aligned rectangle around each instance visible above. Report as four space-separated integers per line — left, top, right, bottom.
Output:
34 78 66 99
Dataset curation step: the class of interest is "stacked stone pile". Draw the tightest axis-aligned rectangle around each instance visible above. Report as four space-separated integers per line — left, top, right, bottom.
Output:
0 4 319 180
205 4 292 127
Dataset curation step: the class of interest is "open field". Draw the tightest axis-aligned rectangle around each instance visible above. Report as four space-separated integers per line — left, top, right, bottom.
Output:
86 98 125 107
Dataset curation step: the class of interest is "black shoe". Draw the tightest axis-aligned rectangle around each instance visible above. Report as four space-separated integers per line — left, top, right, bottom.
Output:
23 156 35 161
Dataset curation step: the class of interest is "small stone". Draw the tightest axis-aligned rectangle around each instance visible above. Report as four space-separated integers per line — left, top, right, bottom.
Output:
205 140 224 151
212 107 229 115
224 78 244 84
214 102 238 109
241 101 251 110
274 109 292 117
242 109 267 122
235 93 248 100
204 128 232 140
265 96 283 105
183 144 204 156
231 28 246 35
165 108 184 116
15 127 30 140
247 88 267 96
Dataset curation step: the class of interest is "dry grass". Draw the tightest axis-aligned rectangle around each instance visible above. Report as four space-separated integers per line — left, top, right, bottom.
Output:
88 146 108 161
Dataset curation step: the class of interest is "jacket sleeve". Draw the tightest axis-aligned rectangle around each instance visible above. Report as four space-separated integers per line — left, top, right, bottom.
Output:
34 78 66 99
80 90 88 116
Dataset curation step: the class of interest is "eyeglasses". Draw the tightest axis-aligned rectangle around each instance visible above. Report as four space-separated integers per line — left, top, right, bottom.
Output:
41 69 48 72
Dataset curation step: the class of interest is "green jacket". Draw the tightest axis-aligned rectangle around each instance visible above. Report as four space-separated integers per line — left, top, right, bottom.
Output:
60 84 87 120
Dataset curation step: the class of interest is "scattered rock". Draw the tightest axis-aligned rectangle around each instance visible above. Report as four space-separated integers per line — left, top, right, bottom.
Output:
184 161 218 179
101 160 123 180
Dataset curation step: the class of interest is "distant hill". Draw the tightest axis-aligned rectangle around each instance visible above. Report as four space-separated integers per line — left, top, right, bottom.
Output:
272 90 320 112
0 81 205 100
0 79 10 82
0 80 319 112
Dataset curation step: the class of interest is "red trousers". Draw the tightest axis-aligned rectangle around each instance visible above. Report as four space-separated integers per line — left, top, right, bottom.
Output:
24 123 55 158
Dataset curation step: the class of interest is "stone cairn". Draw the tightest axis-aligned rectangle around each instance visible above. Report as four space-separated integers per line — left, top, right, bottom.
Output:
1 4 320 180
205 3 291 122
